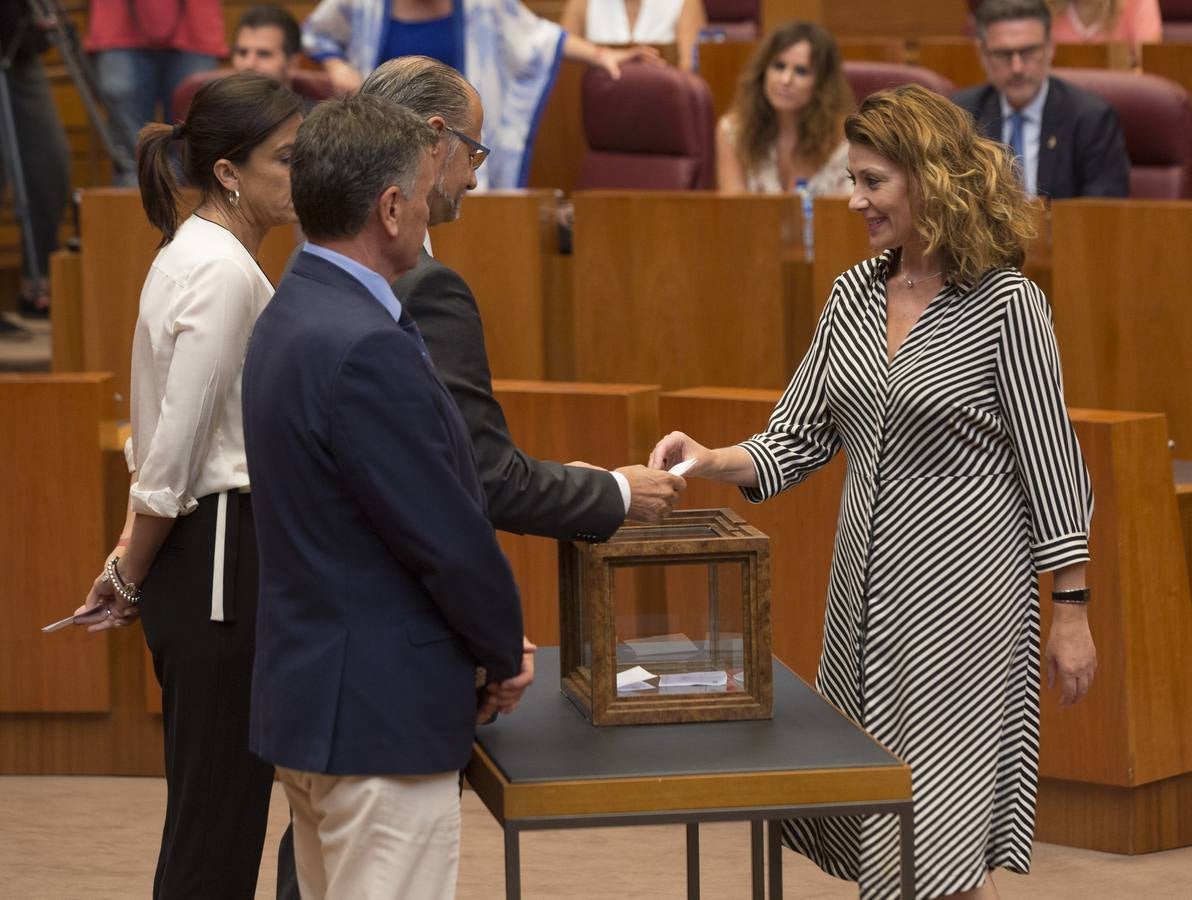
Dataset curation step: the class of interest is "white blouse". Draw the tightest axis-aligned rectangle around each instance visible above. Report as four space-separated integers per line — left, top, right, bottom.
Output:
127 215 273 518
718 114 852 197
585 0 685 44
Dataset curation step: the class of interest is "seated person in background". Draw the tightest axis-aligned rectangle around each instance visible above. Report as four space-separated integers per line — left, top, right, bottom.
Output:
1048 0 1161 61
302 0 661 188
716 21 853 196
954 0 1130 199
231 4 303 87
560 0 707 71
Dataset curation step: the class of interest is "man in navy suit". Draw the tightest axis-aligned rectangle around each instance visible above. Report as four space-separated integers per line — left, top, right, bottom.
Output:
953 0 1129 200
242 93 528 899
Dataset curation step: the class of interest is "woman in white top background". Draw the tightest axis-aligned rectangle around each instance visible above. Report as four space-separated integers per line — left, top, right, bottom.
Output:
717 20 854 196
74 72 304 898
561 0 706 70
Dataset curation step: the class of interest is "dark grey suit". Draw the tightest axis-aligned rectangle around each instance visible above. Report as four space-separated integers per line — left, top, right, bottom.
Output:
953 76 1129 200
394 250 625 542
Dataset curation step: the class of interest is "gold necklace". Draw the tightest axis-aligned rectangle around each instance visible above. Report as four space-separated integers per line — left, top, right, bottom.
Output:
900 267 942 289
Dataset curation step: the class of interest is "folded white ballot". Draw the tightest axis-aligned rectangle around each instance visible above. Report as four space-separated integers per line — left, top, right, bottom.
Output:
658 671 729 688
668 458 696 477
616 665 656 688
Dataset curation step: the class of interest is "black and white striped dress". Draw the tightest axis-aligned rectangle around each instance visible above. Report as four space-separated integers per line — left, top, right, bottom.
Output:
739 251 1092 899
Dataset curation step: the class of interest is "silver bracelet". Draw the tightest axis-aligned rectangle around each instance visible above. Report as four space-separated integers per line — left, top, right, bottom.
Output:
104 556 142 606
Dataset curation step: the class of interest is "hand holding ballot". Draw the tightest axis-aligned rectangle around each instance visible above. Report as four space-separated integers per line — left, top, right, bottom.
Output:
648 432 763 489
565 460 688 524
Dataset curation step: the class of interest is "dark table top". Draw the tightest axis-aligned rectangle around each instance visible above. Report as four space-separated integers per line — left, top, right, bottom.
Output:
475 648 902 785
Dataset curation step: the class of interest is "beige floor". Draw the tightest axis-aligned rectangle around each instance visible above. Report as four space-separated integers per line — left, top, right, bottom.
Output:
1 777 1189 899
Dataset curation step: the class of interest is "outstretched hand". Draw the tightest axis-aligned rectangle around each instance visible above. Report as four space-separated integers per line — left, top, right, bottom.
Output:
648 431 712 476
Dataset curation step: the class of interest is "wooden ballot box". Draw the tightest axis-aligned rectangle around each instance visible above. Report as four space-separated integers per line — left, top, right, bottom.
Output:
559 508 773 726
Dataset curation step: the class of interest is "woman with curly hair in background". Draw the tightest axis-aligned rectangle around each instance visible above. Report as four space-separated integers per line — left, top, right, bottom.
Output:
653 84 1096 899
716 20 854 196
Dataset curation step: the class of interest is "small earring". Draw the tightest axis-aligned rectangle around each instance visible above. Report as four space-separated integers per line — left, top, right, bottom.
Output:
229 189 240 206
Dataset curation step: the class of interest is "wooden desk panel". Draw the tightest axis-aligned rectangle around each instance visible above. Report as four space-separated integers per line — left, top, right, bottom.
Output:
698 41 756 122
1048 199 1192 453
811 196 873 324
571 192 793 391
50 249 84 372
492 381 661 645
659 388 844 680
430 191 561 381
1053 41 1133 70
1141 42 1192 96
0 375 114 713
1036 410 1192 853
915 37 986 91
763 0 967 38
527 60 587 195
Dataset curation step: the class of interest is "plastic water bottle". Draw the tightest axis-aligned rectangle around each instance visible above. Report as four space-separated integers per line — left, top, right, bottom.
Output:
794 178 814 261
692 27 726 72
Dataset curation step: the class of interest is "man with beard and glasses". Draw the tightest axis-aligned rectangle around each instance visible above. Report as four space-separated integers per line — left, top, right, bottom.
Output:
369 55 685 539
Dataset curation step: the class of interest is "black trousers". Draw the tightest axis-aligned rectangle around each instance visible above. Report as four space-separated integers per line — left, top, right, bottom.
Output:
139 492 275 900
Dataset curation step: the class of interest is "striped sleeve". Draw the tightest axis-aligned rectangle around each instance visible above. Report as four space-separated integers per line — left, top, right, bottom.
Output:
994 278 1093 571
738 280 843 503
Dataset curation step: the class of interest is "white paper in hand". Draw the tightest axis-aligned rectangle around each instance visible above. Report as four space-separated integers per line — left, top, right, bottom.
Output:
669 458 696 477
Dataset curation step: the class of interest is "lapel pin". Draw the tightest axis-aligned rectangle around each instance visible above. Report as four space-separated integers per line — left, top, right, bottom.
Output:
1046 135 1057 150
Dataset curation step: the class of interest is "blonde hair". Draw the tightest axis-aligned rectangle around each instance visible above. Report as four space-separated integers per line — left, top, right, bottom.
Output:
729 21 853 176
844 84 1039 287
1048 0 1121 30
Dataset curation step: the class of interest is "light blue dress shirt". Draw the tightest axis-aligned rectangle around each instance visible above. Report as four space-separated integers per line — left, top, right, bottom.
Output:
302 242 403 323
999 80 1050 197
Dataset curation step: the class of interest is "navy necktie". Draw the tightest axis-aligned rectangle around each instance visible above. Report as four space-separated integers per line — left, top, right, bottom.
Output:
397 311 431 362
1008 111 1026 181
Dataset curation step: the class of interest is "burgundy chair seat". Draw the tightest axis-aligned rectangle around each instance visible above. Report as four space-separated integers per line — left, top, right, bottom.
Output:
703 0 759 39
577 63 715 190
842 61 956 106
1160 0 1192 39
171 69 334 122
1054 67 1192 198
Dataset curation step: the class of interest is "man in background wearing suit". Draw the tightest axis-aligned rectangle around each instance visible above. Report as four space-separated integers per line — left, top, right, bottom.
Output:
954 0 1129 199
243 94 529 900
363 56 687 542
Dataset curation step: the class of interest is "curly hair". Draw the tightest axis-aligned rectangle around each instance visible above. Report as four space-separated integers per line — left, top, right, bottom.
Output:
844 84 1039 287
728 21 853 177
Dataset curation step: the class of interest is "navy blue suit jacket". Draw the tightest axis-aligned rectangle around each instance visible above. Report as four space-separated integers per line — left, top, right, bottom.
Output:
242 251 524 776
953 76 1129 200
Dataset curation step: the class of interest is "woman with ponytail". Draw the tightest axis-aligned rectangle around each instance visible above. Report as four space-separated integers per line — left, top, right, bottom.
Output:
73 71 303 899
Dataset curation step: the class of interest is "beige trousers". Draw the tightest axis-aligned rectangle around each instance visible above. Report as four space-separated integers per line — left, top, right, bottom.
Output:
277 766 461 900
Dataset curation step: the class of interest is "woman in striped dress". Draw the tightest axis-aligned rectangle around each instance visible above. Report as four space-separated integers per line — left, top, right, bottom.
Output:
650 84 1097 900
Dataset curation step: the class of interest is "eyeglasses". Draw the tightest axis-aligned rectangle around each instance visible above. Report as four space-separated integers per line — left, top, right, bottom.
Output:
444 125 489 170
982 43 1047 66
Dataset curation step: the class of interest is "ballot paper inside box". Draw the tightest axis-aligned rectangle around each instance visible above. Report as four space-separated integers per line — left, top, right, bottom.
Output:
558 508 772 725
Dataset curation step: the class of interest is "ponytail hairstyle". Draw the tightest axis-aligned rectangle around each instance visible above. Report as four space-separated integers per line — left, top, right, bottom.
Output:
136 72 303 246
